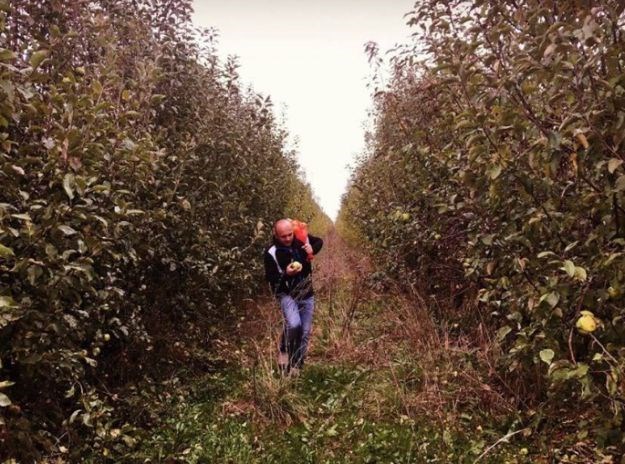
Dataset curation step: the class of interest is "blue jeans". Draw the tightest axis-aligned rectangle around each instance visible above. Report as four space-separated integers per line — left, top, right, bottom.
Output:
278 295 315 369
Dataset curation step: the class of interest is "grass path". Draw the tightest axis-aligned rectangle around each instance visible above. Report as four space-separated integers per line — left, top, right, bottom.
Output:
126 232 554 463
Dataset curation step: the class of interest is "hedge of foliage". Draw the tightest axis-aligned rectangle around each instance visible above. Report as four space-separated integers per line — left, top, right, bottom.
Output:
339 0 625 448
0 0 327 460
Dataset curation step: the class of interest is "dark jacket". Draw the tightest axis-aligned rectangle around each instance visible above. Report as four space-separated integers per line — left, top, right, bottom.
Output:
264 234 323 299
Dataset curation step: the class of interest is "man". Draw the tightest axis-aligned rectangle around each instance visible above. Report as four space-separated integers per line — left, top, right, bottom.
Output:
264 218 323 375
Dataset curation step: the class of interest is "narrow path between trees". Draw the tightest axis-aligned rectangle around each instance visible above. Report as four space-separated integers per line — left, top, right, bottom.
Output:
127 232 543 463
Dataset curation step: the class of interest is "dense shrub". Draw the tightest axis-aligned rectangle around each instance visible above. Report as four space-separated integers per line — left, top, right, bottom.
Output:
339 0 625 446
0 0 326 459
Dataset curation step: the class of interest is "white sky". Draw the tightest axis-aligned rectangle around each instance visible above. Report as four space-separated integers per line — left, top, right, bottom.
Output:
192 0 414 220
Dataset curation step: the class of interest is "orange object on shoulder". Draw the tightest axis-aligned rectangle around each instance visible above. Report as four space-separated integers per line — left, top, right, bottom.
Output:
291 219 313 261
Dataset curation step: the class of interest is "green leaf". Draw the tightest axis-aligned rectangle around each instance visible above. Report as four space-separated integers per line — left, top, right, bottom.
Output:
11 213 31 221
561 260 576 277
0 243 14 258
567 363 589 379
606 371 618 395
63 173 75 200
608 158 623 174
83 412 93 427
537 251 556 258
0 48 16 62
0 296 17 308
325 424 339 437
539 349 555 365
488 165 502 180
58 225 78 236
45 244 58 258
496 325 512 342
540 292 559 308
29 49 49 69
121 138 136 150
64 385 75 398
574 266 587 281
0 392 11 407
69 409 82 424
122 434 136 447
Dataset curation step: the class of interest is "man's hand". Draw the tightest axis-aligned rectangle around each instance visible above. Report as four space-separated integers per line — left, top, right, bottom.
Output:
302 243 313 256
286 261 302 276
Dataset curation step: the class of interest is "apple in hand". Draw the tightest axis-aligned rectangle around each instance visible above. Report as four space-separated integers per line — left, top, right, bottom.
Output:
287 261 303 275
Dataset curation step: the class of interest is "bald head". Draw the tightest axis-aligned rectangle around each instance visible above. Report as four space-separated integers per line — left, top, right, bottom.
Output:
273 219 294 246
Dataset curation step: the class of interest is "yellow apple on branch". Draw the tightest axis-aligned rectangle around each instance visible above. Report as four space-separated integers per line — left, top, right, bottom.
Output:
576 310 600 334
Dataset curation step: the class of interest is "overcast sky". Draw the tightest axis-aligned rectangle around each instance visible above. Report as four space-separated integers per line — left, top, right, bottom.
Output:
192 0 414 219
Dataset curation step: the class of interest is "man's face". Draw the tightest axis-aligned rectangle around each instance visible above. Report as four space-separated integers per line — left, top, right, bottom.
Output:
274 221 294 246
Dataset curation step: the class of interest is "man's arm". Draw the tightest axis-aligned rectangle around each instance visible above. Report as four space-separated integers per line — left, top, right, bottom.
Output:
308 234 323 255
